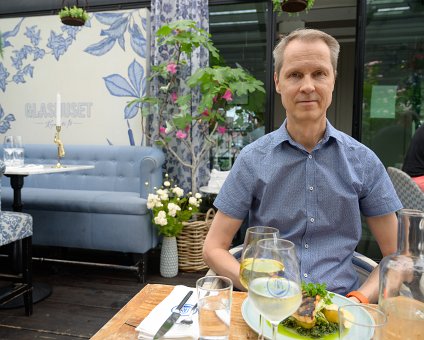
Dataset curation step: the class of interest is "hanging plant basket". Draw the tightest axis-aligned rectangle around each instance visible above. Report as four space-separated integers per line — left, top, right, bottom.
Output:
60 16 86 26
59 5 89 27
281 0 308 13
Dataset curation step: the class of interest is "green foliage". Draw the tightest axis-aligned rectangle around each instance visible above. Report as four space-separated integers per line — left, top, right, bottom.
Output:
132 19 265 193
59 6 89 22
0 31 3 59
301 281 334 305
147 177 202 237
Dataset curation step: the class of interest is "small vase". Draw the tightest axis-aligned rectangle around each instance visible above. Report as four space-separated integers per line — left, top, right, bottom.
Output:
160 236 179 278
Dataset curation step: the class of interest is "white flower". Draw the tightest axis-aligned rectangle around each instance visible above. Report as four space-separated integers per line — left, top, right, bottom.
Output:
167 202 181 217
164 181 171 187
147 194 159 209
195 193 202 199
156 188 169 201
172 186 184 198
154 210 168 226
189 196 200 207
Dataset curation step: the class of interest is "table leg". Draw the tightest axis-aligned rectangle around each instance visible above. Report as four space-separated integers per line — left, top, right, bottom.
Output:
2 174 52 310
10 175 24 212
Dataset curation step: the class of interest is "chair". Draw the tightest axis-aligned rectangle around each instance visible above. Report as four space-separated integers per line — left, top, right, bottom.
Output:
206 246 376 286
387 167 424 211
0 161 34 316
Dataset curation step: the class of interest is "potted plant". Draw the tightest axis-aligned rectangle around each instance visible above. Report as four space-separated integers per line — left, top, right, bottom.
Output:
147 175 202 277
272 0 315 13
59 5 89 26
133 20 265 195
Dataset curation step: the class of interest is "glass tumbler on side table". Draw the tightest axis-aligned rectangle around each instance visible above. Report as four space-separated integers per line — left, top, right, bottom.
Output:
13 136 24 167
3 135 14 167
239 226 279 339
378 208 424 340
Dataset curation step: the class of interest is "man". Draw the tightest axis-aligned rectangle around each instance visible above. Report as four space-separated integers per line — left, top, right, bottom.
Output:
402 124 424 191
203 29 402 303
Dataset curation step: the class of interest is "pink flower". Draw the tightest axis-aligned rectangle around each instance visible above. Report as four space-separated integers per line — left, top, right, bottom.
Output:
166 63 177 74
171 92 178 103
222 89 233 102
217 126 227 135
202 109 209 116
159 126 166 134
176 130 187 139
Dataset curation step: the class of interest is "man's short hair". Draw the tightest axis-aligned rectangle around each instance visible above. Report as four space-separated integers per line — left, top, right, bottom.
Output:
273 28 340 79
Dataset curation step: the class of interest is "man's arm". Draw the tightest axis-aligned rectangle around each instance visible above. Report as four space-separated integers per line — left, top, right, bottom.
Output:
352 212 398 303
203 210 245 291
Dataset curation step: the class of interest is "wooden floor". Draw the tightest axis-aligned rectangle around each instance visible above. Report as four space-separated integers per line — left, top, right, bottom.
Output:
0 247 207 339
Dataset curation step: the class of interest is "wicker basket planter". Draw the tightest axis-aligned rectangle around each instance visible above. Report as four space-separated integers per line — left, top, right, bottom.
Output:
177 208 215 272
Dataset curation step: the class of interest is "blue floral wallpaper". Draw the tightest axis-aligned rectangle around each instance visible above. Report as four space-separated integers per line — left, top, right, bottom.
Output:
0 8 150 145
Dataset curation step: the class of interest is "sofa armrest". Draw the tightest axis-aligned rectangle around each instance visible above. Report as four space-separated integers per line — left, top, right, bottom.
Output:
139 147 165 198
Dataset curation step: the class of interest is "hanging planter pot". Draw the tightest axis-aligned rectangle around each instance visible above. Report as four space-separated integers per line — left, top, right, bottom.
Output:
281 0 307 12
273 0 315 14
59 4 89 27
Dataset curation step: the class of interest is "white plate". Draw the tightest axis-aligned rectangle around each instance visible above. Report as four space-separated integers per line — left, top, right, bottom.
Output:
241 293 373 339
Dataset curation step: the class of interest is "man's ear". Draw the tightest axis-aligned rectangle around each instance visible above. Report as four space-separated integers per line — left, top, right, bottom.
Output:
274 72 280 93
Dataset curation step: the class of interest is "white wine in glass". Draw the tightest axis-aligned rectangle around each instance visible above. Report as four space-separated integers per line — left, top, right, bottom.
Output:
239 226 279 340
248 238 302 340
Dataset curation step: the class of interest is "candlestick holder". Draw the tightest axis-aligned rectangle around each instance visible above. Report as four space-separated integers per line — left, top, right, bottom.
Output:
53 125 66 168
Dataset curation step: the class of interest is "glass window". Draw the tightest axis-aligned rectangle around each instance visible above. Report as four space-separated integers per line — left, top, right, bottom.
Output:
209 1 268 170
361 0 424 169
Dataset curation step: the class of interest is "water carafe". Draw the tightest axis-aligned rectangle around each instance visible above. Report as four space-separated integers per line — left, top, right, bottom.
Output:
378 209 424 339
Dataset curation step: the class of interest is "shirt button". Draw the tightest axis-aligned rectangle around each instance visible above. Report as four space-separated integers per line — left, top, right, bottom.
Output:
303 273 308 278
305 243 309 249
309 186 314 191
308 155 312 159
310 217 315 223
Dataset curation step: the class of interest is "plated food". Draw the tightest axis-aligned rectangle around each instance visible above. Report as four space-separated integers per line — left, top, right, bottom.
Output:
242 282 359 339
281 282 345 338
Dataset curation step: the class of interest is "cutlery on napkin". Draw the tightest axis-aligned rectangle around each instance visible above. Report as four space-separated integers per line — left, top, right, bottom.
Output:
136 285 199 340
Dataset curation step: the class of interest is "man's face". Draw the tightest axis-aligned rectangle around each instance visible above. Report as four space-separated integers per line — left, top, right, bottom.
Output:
274 39 335 124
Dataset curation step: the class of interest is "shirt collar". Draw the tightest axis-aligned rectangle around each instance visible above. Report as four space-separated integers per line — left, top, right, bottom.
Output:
271 118 344 149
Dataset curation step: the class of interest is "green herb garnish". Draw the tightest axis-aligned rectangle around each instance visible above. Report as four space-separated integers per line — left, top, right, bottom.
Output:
301 281 334 305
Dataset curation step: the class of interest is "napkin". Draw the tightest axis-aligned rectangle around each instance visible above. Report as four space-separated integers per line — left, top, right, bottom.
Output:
136 285 199 340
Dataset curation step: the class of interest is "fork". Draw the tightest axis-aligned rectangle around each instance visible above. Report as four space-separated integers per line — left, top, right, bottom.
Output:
179 303 197 325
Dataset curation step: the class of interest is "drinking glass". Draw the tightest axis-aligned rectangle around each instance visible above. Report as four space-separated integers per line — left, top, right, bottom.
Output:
239 226 279 339
3 135 15 166
13 135 24 167
248 238 302 340
338 304 387 339
196 275 233 340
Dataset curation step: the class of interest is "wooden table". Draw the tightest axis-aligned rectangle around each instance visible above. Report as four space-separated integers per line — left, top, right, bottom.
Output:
91 283 257 339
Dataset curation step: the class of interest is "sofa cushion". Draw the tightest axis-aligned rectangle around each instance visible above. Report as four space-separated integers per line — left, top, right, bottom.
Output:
1 187 148 215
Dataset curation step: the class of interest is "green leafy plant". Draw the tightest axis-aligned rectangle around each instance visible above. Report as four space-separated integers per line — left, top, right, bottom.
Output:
147 174 202 237
59 5 89 23
272 0 315 14
132 20 265 193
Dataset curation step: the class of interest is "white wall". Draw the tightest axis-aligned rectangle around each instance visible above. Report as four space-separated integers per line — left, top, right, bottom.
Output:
0 8 150 145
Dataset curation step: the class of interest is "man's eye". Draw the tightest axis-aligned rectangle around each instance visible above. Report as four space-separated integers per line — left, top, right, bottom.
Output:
289 73 301 78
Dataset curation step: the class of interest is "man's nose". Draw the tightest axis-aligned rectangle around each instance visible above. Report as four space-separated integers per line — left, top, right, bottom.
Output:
299 76 315 93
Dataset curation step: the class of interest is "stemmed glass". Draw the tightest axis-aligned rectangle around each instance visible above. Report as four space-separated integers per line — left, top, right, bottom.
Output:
248 238 302 340
239 226 279 339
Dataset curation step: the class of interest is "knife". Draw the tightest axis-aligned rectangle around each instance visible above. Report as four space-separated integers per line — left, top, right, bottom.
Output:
153 290 193 339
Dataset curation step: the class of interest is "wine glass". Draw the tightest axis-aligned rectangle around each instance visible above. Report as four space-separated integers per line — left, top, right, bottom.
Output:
248 238 302 340
239 226 279 339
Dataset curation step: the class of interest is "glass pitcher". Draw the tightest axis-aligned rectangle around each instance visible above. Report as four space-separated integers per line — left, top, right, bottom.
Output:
378 209 424 339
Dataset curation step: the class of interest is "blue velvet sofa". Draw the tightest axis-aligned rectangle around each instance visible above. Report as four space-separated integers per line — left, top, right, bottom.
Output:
0 144 165 281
